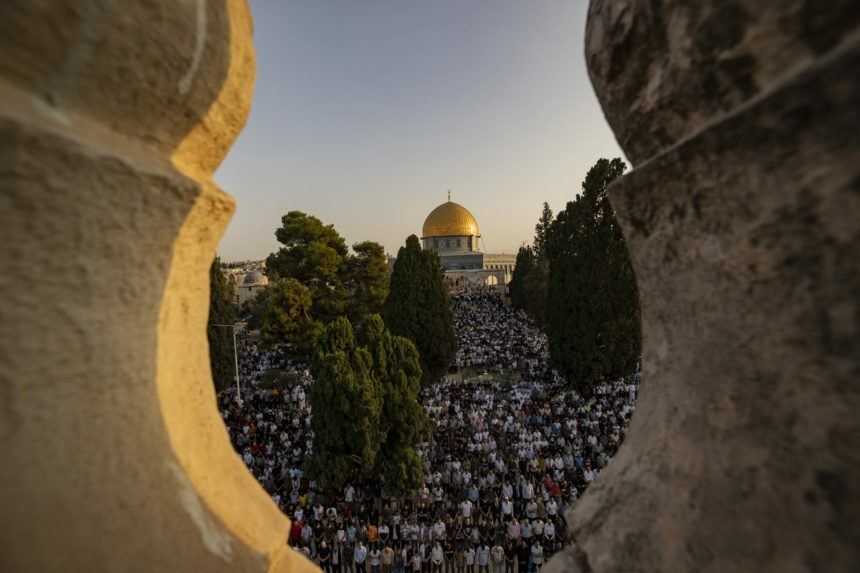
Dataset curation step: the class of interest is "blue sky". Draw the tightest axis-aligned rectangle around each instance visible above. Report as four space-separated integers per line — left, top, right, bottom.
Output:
215 1 624 261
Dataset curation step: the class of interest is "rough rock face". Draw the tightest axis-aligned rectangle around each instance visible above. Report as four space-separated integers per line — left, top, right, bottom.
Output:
0 2 314 572
585 0 860 166
552 2 860 572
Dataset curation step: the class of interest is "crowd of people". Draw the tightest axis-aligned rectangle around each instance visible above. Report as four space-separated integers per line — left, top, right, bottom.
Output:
451 291 549 377
218 290 639 572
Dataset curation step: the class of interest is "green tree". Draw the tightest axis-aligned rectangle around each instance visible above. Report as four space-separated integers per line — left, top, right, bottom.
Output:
523 259 549 327
383 235 456 384
260 278 324 355
207 257 237 392
263 211 389 357
308 317 383 491
265 211 349 323
360 315 427 493
345 241 390 327
546 158 640 394
533 202 554 261
509 246 536 311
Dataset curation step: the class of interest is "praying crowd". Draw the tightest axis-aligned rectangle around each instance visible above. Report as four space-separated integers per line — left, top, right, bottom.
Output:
218 290 639 573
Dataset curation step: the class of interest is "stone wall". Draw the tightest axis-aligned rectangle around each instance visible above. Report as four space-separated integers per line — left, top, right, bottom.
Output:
0 2 316 572
546 2 860 572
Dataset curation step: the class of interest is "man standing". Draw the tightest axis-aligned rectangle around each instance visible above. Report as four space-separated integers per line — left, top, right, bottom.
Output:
542 521 555 553
477 543 490 573
383 543 395 573
503 542 515 573
490 543 504 573
355 541 368 573
343 541 355 573
515 541 529 573
319 540 332 573
530 542 543 573
369 544 382 573
464 544 476 573
431 541 444 573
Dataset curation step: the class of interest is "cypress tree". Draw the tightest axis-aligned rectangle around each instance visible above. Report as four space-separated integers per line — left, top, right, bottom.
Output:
509 246 536 311
207 257 237 392
383 235 456 385
546 158 640 393
360 315 427 493
308 317 383 491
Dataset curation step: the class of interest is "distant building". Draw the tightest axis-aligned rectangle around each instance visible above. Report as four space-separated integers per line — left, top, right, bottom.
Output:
420 197 516 292
235 270 268 306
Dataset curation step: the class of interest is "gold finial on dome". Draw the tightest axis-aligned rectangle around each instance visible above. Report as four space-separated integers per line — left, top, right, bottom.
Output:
422 199 480 238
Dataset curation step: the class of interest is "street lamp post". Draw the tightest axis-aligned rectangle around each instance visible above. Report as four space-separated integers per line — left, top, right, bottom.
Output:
212 323 241 403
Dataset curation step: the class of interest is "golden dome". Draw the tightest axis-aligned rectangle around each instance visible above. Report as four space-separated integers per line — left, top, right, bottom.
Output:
422 201 480 238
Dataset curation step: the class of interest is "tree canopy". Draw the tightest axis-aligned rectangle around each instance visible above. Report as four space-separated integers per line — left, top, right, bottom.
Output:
383 235 456 384
261 211 389 357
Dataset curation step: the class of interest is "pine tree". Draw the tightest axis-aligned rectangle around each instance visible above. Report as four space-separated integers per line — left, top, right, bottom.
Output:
383 235 456 385
260 277 324 355
262 211 389 357
265 211 349 323
207 257 237 392
546 158 640 393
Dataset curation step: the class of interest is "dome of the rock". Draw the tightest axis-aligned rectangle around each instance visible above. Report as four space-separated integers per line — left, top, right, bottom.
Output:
422 200 480 238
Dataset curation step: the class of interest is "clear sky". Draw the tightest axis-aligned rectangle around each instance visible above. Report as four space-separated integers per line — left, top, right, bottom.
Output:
215 0 625 262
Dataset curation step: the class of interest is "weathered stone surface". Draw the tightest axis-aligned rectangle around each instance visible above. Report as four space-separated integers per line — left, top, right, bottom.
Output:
0 2 313 572
585 0 860 165
553 2 860 572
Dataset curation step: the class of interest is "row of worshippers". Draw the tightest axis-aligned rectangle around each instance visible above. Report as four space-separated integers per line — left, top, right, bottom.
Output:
303 537 548 573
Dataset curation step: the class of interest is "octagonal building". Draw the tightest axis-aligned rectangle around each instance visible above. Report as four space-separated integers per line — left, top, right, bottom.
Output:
420 197 516 290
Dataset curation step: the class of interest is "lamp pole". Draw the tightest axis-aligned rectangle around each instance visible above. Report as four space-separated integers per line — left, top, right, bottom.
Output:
212 323 241 403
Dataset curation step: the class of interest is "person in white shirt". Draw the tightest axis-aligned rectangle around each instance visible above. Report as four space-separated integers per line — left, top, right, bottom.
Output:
543 521 556 551
464 545 476 573
490 544 504 573
433 519 446 540
522 481 534 501
369 546 382 573
545 499 558 518
530 542 544 571
461 499 473 520
500 497 513 518
431 542 444 573
525 500 538 520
